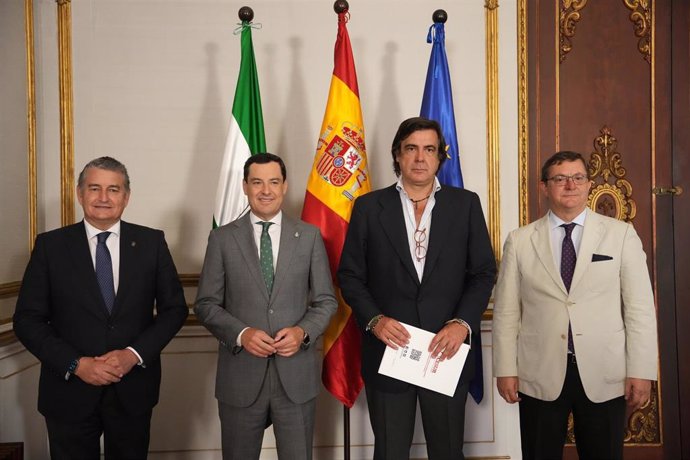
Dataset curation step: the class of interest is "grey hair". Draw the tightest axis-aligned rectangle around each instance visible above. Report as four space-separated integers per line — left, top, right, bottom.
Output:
77 157 131 192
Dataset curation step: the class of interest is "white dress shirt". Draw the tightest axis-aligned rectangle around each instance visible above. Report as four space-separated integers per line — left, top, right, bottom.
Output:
396 177 441 282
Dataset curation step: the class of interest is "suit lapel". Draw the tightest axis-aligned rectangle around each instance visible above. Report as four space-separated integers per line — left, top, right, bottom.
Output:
271 215 299 302
570 209 604 292
421 188 451 284
65 222 110 319
113 221 135 317
378 186 419 284
530 215 568 295
233 214 270 301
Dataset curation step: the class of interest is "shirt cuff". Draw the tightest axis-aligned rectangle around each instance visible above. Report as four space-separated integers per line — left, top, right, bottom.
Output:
236 327 250 347
445 318 472 347
126 346 145 367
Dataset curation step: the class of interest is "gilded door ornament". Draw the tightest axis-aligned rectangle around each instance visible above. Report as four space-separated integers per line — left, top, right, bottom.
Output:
559 0 588 63
623 0 652 63
567 382 661 444
625 383 660 443
586 126 636 222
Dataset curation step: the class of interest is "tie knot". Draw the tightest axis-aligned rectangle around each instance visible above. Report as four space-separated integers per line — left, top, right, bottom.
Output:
97 232 111 244
257 221 273 233
561 223 576 237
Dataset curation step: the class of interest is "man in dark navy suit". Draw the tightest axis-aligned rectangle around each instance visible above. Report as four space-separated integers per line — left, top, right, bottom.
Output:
338 117 496 460
14 157 188 459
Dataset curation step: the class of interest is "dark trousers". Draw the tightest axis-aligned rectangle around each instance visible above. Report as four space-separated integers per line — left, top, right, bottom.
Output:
519 357 626 460
365 382 469 460
45 385 152 460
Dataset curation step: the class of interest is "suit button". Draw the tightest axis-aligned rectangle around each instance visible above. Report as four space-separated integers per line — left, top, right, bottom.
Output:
561 334 566 340
108 324 115 331
269 309 274 314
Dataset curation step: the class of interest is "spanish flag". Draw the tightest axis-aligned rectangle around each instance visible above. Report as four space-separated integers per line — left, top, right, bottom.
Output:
301 9 369 408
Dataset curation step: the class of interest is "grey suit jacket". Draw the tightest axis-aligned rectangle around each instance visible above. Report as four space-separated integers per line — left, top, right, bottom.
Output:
493 209 658 402
195 213 337 407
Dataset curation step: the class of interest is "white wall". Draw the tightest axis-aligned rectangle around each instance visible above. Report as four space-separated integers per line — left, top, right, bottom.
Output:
1 0 522 457
0 0 30 322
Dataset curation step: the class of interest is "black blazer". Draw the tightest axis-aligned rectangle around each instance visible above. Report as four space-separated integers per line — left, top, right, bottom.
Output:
338 184 496 395
13 221 188 421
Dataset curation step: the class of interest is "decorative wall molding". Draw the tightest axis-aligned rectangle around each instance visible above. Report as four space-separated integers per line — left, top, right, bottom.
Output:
485 0 501 260
0 282 21 300
25 0 37 248
517 0 529 226
485 0 499 11
559 0 588 63
57 0 75 225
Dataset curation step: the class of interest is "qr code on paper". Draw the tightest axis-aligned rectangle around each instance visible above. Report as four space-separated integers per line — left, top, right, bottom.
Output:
410 349 422 362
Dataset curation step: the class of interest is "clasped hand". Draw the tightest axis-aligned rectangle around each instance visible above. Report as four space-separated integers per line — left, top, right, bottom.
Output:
74 349 139 386
242 327 304 358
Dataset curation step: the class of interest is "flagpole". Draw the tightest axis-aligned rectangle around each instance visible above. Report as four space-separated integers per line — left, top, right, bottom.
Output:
334 4 352 458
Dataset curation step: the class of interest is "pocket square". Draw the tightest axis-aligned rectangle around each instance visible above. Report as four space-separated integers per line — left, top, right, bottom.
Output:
592 254 613 262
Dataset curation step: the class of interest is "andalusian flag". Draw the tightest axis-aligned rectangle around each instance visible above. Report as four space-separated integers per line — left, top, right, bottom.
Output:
302 10 369 408
213 21 266 228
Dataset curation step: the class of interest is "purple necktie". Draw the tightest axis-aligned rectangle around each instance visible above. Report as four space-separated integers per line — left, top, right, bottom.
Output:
561 223 576 353
96 231 115 313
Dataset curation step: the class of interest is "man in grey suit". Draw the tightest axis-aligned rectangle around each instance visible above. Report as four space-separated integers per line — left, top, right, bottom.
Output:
195 152 337 459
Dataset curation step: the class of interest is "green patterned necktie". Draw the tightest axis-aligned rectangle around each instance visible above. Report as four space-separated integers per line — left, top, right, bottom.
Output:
257 221 274 293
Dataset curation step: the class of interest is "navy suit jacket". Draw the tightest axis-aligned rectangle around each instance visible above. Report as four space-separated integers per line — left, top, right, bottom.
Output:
14 221 188 421
338 184 496 395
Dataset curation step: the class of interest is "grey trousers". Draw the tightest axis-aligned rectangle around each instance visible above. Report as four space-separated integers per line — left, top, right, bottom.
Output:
218 360 316 460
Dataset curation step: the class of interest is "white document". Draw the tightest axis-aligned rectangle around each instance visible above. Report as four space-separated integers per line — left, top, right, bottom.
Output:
377 322 469 397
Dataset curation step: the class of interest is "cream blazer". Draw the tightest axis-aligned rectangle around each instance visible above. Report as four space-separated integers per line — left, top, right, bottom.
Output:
493 208 658 402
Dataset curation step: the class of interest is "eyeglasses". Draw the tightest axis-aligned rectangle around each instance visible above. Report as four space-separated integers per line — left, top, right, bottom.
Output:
546 174 589 186
414 228 427 262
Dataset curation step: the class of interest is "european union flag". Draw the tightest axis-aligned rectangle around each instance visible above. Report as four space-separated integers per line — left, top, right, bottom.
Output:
422 20 485 404
420 22 463 188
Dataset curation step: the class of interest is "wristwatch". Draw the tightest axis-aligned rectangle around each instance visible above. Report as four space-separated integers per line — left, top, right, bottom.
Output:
366 314 384 333
300 332 311 350
65 357 80 381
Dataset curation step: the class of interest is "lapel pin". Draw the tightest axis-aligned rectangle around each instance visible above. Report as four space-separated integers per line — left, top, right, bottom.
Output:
294 232 299 238
131 241 136 247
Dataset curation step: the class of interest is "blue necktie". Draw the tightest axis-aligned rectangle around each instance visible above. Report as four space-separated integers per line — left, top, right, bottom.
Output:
561 223 576 353
96 232 115 313
257 222 274 293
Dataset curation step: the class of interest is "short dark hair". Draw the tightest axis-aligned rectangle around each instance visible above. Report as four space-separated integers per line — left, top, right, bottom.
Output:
77 156 130 191
391 117 447 177
540 151 589 182
243 153 287 182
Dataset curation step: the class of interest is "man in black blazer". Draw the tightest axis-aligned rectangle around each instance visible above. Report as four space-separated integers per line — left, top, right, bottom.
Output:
338 117 496 460
14 157 188 459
